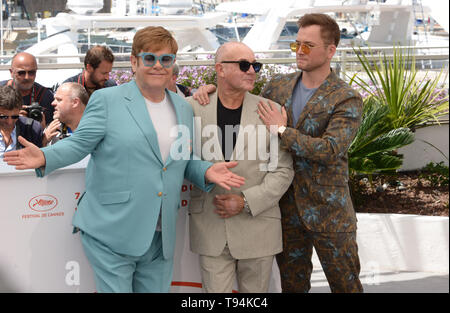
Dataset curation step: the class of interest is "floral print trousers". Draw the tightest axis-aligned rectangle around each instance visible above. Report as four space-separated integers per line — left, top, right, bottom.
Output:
276 196 364 293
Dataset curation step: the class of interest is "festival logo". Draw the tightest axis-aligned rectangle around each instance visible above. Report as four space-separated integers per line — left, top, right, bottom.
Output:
28 194 58 212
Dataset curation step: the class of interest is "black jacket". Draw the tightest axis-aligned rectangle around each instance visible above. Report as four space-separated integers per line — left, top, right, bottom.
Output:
63 72 117 97
177 84 191 97
16 116 43 149
0 80 55 125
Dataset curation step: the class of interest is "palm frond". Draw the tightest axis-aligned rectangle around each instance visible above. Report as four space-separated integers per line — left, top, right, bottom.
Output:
348 45 448 177
351 127 414 158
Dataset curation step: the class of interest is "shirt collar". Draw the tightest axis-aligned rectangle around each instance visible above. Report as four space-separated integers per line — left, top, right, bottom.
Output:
0 125 17 156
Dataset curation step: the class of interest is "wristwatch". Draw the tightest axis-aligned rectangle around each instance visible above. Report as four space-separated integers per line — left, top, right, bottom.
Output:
278 125 287 136
242 193 251 215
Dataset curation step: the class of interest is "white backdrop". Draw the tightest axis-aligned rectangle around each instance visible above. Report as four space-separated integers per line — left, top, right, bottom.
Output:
1 160 448 292
0 159 281 292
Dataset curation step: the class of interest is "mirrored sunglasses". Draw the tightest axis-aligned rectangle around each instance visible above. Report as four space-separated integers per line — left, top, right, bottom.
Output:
290 42 328 55
137 52 176 68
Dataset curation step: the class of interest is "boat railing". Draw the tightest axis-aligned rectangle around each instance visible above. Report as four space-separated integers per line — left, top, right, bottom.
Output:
0 45 448 81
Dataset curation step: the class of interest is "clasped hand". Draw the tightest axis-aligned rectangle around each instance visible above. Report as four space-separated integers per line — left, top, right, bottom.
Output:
213 194 245 219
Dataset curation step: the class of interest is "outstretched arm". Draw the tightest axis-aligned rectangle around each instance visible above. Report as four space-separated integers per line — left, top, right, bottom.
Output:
3 136 46 170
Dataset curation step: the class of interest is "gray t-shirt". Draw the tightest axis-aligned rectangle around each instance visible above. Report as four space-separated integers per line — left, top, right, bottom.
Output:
292 78 318 127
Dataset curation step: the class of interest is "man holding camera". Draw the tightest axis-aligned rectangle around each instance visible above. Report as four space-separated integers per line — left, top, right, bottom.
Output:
0 52 54 127
0 85 43 158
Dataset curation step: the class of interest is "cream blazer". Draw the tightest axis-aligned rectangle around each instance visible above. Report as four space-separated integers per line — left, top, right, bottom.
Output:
187 91 294 259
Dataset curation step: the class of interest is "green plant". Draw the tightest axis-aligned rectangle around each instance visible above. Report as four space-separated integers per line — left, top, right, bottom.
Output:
348 94 415 204
110 69 134 85
348 45 449 181
177 66 217 89
349 99 415 177
350 46 449 131
419 161 449 187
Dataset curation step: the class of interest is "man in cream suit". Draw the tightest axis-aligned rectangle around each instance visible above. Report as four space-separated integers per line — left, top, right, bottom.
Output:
187 42 294 293
3 27 245 293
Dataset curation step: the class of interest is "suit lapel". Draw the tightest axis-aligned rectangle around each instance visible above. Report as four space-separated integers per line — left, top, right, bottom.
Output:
123 80 164 165
231 92 256 161
284 72 301 129
206 93 224 162
295 71 336 130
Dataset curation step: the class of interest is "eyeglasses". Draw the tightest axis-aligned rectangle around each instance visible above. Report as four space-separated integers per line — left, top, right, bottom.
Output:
137 52 176 68
0 115 20 120
14 70 37 76
221 60 263 73
290 42 328 55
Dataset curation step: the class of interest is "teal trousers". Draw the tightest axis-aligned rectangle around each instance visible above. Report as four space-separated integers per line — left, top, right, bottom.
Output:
81 231 174 293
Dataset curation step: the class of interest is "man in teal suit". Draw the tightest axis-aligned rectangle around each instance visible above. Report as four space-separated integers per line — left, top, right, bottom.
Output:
3 26 245 293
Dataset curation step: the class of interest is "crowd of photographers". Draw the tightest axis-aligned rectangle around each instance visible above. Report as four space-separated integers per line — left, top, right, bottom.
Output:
0 46 115 156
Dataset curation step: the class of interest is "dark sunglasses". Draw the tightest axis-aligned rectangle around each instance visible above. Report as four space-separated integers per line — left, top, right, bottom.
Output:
0 115 20 120
137 52 176 68
15 70 37 76
221 60 263 73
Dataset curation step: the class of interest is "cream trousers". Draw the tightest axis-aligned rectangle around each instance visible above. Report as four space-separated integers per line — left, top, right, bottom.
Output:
199 245 274 293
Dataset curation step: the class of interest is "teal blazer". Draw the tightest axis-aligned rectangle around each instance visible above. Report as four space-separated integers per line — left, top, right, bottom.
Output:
39 80 213 258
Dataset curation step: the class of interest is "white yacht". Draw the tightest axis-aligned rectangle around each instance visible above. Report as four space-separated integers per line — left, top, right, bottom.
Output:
0 0 447 87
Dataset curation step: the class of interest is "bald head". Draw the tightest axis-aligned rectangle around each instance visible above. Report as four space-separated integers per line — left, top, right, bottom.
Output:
214 42 254 64
215 42 258 94
11 52 37 68
10 52 38 93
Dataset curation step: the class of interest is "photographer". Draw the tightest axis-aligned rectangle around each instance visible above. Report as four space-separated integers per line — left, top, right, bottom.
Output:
0 85 43 158
63 45 116 98
43 83 88 146
0 52 55 127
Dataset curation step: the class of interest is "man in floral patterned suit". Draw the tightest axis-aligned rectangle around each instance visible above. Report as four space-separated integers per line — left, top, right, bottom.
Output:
257 13 364 293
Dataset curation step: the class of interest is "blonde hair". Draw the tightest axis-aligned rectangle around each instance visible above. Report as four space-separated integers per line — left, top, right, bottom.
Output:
132 26 178 56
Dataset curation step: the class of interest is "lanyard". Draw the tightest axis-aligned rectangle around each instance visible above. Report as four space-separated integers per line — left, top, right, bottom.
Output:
30 85 35 104
77 71 86 88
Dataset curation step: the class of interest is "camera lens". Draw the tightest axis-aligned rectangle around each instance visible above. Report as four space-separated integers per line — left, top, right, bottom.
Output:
28 109 43 122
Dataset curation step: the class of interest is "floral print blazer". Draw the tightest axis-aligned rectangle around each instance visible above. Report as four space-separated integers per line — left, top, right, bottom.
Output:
261 70 363 232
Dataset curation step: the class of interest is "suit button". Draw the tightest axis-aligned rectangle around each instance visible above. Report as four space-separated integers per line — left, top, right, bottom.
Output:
158 192 163 197
163 167 167 171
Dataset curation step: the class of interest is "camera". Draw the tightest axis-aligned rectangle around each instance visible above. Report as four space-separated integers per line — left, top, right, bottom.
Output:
60 123 70 139
23 103 44 122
